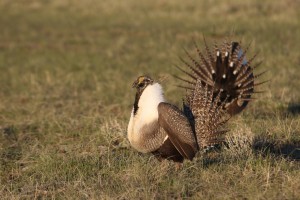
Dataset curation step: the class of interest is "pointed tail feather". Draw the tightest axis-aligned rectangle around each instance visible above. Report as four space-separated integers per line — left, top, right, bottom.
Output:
177 37 266 116
188 80 230 149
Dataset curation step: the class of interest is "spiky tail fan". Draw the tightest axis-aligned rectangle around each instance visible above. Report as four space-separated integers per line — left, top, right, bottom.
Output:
176 38 266 115
184 80 230 149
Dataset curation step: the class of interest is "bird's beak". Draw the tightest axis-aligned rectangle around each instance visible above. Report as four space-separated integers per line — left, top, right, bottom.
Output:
132 80 138 88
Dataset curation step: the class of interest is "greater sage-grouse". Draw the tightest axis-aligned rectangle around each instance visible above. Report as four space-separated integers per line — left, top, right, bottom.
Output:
127 39 265 162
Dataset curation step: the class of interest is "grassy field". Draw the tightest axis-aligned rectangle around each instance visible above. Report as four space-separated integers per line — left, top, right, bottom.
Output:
0 0 300 199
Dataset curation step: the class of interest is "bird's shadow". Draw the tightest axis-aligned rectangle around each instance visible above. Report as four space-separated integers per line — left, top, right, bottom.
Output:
249 103 300 160
252 136 300 161
287 103 300 115
201 137 300 168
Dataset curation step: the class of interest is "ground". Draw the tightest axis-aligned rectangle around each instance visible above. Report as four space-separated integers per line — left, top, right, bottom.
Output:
0 0 299 199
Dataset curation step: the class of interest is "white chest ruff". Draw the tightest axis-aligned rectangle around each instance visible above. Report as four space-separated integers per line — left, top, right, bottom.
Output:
127 83 165 152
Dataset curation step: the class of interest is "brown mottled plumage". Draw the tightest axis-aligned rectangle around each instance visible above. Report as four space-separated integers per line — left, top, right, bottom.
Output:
176 38 266 115
184 80 229 149
157 102 198 160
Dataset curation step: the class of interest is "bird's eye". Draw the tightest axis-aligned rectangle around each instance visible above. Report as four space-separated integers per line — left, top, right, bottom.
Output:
138 83 145 88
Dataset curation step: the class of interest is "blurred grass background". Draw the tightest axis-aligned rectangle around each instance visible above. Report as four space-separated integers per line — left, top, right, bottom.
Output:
0 0 299 199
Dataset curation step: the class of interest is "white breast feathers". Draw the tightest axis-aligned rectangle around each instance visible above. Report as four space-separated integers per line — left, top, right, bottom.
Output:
127 83 165 151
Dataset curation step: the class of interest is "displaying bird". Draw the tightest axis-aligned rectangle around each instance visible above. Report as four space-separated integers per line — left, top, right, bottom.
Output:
127 38 264 162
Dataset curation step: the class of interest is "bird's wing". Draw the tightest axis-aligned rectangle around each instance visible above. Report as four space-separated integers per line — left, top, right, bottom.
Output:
157 102 198 160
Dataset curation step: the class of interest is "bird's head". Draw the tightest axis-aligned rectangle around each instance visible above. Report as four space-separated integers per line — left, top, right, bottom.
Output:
131 75 164 115
132 75 154 92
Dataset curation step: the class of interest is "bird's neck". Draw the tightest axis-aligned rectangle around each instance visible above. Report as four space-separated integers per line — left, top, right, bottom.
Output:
134 83 165 118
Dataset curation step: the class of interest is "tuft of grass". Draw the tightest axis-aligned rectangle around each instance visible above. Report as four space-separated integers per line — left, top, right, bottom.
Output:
0 0 300 199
